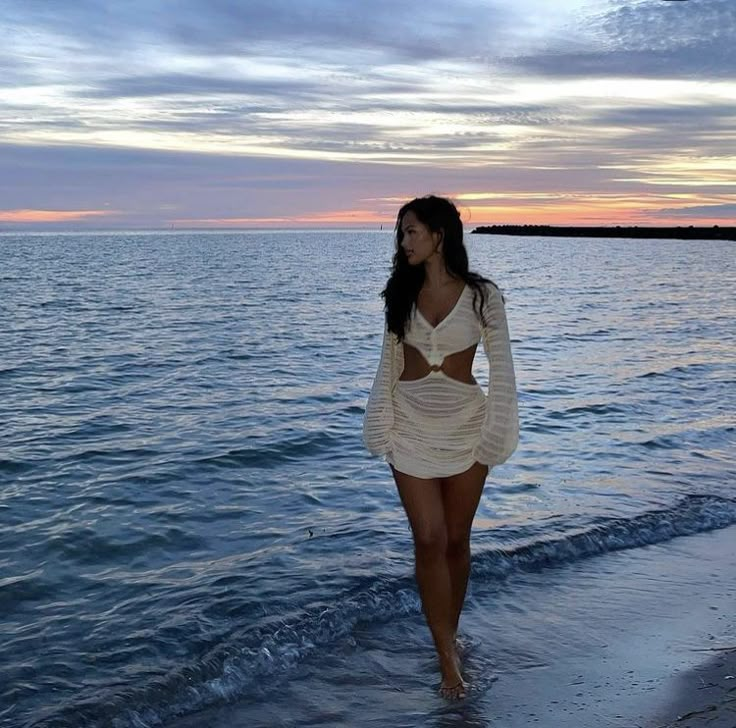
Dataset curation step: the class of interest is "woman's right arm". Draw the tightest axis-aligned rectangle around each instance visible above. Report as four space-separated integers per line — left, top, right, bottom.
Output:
471 282 519 468
363 323 400 456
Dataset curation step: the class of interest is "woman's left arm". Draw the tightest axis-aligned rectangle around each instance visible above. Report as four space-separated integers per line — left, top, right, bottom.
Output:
362 322 401 456
471 283 519 468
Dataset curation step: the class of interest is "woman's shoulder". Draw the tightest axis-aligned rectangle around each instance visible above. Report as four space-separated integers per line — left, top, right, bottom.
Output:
465 274 506 327
467 273 503 300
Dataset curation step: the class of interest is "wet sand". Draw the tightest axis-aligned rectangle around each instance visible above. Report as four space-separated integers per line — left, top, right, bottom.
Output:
459 525 736 728
652 647 736 728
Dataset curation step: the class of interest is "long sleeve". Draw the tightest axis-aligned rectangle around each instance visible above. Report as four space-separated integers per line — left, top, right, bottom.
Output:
471 283 519 467
363 322 402 456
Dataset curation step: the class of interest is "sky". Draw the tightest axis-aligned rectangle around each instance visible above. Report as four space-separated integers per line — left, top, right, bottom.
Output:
1 0 734 229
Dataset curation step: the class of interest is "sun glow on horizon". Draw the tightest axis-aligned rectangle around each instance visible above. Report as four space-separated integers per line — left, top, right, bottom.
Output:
0 209 115 223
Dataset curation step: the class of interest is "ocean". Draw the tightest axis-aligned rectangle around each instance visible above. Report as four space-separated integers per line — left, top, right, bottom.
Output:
1 230 734 727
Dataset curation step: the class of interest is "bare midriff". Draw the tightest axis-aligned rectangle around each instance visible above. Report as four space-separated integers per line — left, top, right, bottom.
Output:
399 342 478 385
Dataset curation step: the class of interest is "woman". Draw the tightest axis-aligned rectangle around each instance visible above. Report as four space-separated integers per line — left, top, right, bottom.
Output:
363 195 519 699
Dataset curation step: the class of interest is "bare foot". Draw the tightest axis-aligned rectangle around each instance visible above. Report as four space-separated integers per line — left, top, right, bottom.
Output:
439 679 467 700
438 648 466 700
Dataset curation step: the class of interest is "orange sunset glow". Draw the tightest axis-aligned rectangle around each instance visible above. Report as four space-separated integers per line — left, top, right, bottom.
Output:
0 209 114 223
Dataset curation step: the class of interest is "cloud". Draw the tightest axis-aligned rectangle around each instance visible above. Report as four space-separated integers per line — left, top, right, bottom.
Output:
506 45 735 80
1 0 734 228
2 139 731 229
657 203 736 218
77 74 327 100
595 103 736 127
5 0 733 92
504 0 735 79
1 0 516 63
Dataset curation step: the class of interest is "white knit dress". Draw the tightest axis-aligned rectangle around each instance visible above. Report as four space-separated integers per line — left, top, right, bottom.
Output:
363 281 519 479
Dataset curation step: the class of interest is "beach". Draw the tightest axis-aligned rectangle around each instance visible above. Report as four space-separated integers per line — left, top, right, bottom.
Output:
169 523 736 728
2 230 734 727
458 524 736 728
656 649 736 728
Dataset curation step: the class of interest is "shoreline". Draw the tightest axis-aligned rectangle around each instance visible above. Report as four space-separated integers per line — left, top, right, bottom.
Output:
461 525 736 728
461 524 736 728
471 224 736 240
170 525 736 728
653 646 736 727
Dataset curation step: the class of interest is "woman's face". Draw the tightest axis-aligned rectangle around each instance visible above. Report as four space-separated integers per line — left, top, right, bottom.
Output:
400 210 442 266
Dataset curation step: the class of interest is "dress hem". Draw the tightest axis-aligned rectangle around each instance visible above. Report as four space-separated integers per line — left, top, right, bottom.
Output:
385 452 480 480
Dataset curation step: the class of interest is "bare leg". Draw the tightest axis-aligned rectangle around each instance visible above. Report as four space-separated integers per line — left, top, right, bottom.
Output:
441 461 488 639
391 466 463 697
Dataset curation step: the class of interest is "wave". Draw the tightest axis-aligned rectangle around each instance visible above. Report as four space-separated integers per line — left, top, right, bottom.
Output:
638 362 716 379
561 329 613 340
547 402 632 419
472 493 736 579
195 430 342 469
29 493 736 728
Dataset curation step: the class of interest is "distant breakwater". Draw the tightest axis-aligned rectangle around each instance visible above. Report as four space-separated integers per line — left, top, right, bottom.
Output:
471 225 736 241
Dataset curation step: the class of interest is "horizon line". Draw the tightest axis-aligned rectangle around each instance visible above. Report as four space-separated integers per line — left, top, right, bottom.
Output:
0 222 732 235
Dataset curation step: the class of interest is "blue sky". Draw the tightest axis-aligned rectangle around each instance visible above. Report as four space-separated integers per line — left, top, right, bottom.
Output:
1 0 734 228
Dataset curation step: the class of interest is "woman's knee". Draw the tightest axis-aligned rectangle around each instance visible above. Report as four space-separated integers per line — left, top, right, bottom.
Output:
412 525 447 558
445 531 471 559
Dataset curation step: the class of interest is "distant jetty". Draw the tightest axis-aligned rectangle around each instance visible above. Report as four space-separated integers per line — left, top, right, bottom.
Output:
471 225 736 241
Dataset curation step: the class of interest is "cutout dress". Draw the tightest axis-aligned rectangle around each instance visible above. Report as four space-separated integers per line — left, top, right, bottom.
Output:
363 281 519 479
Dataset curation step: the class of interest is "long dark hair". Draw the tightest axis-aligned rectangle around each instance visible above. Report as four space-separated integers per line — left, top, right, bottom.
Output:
381 195 498 339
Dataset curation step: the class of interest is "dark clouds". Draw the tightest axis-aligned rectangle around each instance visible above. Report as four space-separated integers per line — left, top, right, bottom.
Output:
505 0 736 78
1 0 512 62
4 0 733 83
78 74 325 99
659 203 736 218
506 44 735 80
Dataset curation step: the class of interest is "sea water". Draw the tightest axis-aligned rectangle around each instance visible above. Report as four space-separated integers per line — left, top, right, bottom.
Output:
1 230 734 727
